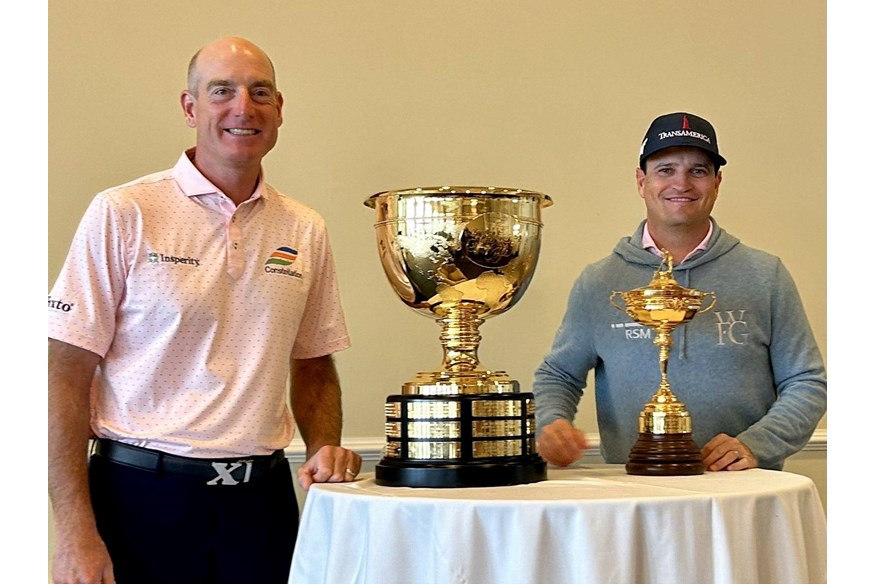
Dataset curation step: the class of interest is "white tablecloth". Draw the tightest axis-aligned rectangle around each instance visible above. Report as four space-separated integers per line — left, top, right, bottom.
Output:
289 465 826 584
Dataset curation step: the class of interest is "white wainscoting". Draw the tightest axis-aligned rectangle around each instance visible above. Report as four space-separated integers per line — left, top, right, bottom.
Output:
286 429 828 512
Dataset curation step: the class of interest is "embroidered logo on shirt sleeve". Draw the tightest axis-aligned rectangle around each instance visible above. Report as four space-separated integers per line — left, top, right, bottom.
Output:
48 295 75 313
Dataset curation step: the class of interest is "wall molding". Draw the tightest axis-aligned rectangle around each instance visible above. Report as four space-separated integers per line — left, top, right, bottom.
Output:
284 428 828 462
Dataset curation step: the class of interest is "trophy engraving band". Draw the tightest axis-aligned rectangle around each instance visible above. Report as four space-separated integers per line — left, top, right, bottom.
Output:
384 441 402 458
639 410 693 434
472 440 525 458
385 422 401 438
406 401 462 419
406 421 463 439
471 419 524 437
408 442 465 460
382 394 536 460
471 399 525 417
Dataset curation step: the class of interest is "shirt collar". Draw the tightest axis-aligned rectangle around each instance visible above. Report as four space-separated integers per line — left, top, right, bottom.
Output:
172 148 266 202
642 219 713 264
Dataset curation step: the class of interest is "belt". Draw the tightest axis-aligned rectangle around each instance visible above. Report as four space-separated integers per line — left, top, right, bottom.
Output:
93 439 285 486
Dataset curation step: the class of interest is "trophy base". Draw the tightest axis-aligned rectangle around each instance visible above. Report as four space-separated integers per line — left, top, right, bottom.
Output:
625 432 704 476
375 455 547 488
378 392 543 487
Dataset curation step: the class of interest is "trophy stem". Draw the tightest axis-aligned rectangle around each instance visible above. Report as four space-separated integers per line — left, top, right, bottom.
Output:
654 325 676 402
437 302 485 373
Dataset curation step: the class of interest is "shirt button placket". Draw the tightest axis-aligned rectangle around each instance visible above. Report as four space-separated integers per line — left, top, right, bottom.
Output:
227 213 244 279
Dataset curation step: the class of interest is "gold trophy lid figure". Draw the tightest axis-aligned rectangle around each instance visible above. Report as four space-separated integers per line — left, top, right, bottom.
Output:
365 186 550 487
610 251 716 476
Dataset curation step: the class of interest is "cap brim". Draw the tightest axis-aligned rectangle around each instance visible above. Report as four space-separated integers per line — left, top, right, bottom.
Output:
640 142 726 168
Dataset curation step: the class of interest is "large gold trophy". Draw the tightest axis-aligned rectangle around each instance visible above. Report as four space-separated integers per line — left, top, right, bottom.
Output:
610 252 716 476
365 186 550 487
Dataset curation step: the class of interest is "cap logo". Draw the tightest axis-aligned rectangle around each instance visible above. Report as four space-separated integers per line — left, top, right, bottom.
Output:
656 129 711 144
655 113 710 144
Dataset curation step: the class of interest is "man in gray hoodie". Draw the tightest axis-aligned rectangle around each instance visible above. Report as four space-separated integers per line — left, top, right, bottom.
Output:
533 112 826 472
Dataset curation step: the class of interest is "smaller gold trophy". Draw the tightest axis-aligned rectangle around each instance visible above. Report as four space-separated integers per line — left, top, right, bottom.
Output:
610 252 716 476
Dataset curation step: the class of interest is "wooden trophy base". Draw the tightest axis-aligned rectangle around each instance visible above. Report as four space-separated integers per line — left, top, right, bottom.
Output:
625 432 704 476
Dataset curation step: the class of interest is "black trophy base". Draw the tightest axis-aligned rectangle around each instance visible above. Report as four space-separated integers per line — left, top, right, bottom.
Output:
375 455 547 488
625 432 705 476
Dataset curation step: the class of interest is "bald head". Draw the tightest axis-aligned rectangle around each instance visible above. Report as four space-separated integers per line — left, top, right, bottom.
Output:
187 37 276 96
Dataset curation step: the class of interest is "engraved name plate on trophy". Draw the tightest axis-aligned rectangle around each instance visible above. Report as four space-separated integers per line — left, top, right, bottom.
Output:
365 186 550 487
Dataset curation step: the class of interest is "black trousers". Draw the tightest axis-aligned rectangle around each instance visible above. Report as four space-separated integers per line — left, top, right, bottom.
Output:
89 449 299 584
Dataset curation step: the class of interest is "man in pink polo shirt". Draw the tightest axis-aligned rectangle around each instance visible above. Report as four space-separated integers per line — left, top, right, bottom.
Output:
48 37 360 584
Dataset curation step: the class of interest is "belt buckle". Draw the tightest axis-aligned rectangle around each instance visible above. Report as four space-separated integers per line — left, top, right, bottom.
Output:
206 459 254 486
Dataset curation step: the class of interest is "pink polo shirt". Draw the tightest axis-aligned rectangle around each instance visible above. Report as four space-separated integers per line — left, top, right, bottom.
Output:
48 150 351 458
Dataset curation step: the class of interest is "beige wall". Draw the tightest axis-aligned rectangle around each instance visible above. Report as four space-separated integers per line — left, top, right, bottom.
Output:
49 0 827 438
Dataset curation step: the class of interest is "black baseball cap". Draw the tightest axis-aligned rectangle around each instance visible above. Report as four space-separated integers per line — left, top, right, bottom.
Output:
638 112 727 169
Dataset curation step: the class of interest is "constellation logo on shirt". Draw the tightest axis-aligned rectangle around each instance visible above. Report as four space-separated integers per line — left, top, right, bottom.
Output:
265 247 302 278
147 251 201 267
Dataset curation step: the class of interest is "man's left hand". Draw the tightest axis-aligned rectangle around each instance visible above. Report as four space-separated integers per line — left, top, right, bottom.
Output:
701 433 757 471
297 444 362 490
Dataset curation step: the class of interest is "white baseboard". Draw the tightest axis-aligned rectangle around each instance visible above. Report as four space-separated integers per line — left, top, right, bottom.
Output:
283 428 828 463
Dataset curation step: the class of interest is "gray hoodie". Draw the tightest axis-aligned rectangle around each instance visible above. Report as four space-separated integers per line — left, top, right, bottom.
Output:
533 219 826 469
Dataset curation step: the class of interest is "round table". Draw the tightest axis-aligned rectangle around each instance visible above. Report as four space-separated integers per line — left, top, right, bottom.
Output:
289 464 826 584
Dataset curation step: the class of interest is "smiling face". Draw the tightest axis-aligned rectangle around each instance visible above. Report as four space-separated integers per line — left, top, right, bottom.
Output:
636 147 722 234
180 38 283 180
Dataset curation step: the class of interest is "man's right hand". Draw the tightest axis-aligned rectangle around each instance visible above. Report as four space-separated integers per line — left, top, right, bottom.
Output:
49 339 112 584
536 419 589 467
52 528 115 584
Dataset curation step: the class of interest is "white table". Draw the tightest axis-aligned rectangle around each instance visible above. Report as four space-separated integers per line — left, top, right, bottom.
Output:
289 465 826 584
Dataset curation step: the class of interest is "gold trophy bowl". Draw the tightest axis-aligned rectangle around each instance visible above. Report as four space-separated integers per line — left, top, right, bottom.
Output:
609 252 716 476
365 186 550 487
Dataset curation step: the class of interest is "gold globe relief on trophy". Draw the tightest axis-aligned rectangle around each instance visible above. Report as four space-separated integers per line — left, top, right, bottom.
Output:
610 251 716 476
365 186 550 487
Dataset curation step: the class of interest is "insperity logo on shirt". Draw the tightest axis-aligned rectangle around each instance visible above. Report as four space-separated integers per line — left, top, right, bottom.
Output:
264 247 303 279
147 251 201 267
